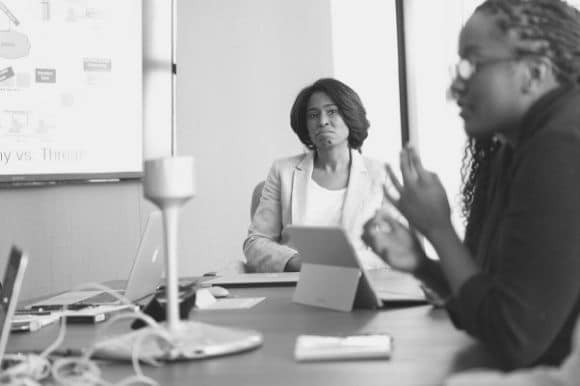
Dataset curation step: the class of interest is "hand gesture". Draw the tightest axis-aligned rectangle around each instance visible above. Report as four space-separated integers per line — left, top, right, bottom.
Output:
385 146 452 239
362 209 427 273
284 253 303 272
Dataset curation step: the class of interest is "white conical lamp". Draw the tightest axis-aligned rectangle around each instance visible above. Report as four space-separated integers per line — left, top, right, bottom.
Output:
90 1 261 362
143 155 194 334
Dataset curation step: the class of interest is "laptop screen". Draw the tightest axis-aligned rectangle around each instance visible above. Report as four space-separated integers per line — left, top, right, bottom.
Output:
0 247 28 363
124 211 164 301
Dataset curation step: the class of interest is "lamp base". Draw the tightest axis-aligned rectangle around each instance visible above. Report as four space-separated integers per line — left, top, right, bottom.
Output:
92 320 263 362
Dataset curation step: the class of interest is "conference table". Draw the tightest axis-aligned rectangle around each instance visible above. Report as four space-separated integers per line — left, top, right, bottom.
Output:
8 284 500 386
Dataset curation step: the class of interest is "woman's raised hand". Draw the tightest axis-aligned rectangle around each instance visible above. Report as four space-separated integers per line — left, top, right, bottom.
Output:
384 146 452 239
361 208 427 273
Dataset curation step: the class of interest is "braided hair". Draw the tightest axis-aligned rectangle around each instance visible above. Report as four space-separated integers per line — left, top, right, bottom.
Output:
461 0 580 254
477 0 580 84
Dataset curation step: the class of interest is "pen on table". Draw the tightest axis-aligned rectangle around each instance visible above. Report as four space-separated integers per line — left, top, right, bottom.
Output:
15 310 52 315
29 304 63 311
29 304 92 311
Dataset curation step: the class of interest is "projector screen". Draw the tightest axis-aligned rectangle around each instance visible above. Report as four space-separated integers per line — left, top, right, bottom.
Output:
0 0 142 182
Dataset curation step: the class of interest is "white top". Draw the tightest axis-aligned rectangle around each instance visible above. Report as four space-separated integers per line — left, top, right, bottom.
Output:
300 177 387 270
244 151 392 273
301 178 346 226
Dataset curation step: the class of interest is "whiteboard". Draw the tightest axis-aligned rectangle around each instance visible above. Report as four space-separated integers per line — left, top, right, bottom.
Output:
0 0 142 182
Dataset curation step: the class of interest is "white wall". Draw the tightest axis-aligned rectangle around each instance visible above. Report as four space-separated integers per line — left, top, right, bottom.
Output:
0 0 398 297
330 0 401 165
0 0 169 300
176 0 334 275
404 0 483 240
4 0 540 294
404 0 579 242
0 182 151 300
143 0 174 159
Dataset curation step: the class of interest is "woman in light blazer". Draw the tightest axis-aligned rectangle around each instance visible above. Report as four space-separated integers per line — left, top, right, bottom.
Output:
243 78 397 272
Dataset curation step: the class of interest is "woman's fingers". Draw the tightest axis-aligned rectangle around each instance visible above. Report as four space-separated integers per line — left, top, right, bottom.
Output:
377 211 409 235
385 164 402 193
399 148 411 183
364 210 398 237
362 218 382 248
408 146 425 174
383 184 399 209
384 165 402 210
400 147 419 184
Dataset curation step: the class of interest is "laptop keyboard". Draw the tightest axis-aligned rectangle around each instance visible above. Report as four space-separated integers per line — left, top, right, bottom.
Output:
76 291 122 305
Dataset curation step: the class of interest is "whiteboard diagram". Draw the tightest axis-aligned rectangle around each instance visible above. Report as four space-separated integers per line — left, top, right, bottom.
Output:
0 0 142 181
0 2 31 60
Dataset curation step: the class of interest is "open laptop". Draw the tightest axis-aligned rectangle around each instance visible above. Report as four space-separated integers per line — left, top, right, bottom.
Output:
203 272 299 287
28 211 164 308
0 247 28 364
285 225 427 311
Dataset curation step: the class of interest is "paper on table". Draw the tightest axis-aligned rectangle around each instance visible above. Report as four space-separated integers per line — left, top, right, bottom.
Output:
29 290 105 306
11 313 60 332
294 334 393 362
197 297 265 310
60 304 135 317
195 288 218 308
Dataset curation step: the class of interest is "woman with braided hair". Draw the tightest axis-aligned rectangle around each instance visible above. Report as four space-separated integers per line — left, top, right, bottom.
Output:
362 0 580 369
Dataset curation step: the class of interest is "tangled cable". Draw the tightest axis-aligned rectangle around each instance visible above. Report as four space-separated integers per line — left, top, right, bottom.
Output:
0 282 175 385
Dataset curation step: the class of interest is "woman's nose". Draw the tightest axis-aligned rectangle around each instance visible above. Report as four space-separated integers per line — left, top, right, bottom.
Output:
319 112 330 126
447 76 467 101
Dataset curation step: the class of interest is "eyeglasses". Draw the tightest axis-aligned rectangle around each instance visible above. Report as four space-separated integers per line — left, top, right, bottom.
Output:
447 56 519 101
452 57 518 81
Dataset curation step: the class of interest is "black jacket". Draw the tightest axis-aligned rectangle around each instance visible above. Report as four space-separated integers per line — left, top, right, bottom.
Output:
446 86 580 369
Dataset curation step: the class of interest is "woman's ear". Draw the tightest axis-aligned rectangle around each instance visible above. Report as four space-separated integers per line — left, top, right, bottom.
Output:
522 58 554 93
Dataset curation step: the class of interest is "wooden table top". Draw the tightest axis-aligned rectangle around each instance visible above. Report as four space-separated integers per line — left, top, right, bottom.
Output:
8 285 499 386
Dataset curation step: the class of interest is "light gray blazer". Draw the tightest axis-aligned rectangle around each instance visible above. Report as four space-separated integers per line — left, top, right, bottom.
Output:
243 150 391 272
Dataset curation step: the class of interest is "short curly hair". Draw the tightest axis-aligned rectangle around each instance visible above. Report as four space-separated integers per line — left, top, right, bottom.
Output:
289 78 370 151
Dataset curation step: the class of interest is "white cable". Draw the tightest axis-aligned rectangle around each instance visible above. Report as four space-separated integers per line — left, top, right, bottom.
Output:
88 312 165 363
70 282 138 308
6 282 164 385
0 354 49 385
87 312 167 385
40 314 67 358
0 310 67 384
127 327 173 385
0 373 42 386
3 282 180 385
50 357 109 386
93 308 164 347
49 311 163 385
77 283 174 385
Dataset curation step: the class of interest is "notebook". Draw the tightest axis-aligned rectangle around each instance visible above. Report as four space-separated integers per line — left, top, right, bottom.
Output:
286 225 427 311
11 312 60 332
294 334 392 362
0 247 28 362
28 211 164 308
202 272 299 287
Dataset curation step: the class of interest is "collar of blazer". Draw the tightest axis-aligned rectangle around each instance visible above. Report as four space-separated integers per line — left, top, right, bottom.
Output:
291 150 371 230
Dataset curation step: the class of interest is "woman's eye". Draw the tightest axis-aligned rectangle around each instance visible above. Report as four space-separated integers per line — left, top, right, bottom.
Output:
308 112 319 119
327 109 338 116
